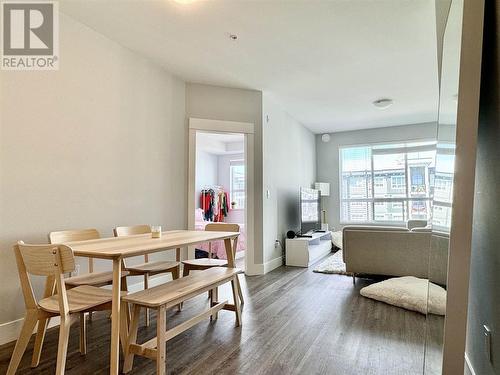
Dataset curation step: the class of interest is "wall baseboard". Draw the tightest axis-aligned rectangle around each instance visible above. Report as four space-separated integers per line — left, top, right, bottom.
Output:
264 256 283 274
464 353 477 375
0 274 172 346
236 256 283 276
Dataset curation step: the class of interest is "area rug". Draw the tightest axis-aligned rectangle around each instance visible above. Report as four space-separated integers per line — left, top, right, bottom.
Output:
360 276 446 315
313 250 349 275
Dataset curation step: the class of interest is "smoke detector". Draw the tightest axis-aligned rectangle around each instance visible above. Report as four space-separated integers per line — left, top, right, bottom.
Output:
373 98 394 109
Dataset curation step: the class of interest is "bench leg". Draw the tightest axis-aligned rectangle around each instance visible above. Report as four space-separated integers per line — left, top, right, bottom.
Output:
180 264 191 310
144 274 150 327
210 287 218 321
172 266 182 311
231 277 242 327
123 305 141 373
79 313 87 355
157 305 167 375
236 275 244 305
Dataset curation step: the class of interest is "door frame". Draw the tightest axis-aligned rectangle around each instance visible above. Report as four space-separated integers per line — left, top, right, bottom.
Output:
188 117 256 274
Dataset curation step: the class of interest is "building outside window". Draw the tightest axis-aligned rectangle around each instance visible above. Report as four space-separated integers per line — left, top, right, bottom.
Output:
340 141 438 224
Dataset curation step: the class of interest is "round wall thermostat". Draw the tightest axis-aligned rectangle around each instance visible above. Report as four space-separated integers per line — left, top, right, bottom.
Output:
321 134 331 143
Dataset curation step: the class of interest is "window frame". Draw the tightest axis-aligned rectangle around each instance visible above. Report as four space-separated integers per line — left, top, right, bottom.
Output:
339 140 437 225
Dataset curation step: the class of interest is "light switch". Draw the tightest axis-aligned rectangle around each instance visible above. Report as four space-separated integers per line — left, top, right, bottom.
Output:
266 189 270 199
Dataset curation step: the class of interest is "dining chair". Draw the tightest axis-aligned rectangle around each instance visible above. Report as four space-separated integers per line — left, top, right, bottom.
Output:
7 242 128 375
113 225 181 326
48 228 130 355
181 223 244 305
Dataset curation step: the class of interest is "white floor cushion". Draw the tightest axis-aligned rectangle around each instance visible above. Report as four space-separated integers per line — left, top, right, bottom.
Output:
360 276 446 315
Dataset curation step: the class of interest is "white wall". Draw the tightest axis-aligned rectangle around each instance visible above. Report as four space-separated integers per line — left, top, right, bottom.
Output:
262 94 317 266
195 150 218 209
0 14 187 340
315 123 437 230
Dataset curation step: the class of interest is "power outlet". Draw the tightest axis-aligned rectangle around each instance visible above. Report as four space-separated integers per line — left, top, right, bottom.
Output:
274 240 281 249
483 324 492 363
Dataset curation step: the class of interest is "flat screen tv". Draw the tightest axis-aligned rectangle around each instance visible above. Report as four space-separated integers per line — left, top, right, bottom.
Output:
300 187 321 234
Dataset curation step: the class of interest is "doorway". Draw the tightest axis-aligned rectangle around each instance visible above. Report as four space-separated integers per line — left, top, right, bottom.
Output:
187 118 256 275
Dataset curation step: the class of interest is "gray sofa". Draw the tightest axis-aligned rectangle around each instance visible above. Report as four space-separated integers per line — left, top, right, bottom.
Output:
342 225 449 286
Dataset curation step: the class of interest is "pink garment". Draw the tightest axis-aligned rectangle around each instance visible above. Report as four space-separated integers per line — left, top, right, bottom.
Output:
194 220 246 260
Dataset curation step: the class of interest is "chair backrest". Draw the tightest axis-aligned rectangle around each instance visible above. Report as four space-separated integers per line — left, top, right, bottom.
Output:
49 229 100 272
204 223 240 259
113 225 151 237
14 242 74 311
49 228 100 243
113 225 152 264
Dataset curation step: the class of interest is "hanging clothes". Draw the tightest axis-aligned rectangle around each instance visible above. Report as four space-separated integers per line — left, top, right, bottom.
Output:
200 188 229 222
200 189 215 221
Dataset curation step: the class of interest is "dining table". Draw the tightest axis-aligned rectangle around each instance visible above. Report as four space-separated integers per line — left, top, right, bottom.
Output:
64 229 239 375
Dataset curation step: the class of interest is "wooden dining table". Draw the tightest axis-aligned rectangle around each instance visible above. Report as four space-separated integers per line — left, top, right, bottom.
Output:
64 229 239 375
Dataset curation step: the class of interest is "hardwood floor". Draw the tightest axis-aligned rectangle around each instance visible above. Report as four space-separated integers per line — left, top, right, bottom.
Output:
0 263 443 374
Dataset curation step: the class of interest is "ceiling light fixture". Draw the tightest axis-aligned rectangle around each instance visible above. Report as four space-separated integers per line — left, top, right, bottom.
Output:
229 34 238 40
373 98 394 109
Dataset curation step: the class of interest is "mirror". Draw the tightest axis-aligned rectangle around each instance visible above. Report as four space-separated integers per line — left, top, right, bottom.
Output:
425 0 463 373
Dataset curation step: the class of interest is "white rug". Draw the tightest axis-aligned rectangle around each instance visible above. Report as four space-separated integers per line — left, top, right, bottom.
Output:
360 276 447 315
313 250 349 275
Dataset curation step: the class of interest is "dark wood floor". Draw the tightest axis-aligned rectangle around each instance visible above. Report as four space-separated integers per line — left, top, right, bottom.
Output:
0 263 443 375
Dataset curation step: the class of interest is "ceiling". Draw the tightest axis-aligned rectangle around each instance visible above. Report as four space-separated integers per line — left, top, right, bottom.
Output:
60 0 440 133
197 132 244 155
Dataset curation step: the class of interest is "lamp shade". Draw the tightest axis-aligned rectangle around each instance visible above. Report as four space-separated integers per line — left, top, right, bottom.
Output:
314 182 330 196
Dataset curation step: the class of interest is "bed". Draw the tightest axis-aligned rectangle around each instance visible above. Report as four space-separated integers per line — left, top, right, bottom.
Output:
194 208 246 259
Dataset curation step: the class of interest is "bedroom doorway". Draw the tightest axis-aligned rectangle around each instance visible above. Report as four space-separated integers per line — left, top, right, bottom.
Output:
194 131 246 269
187 118 256 275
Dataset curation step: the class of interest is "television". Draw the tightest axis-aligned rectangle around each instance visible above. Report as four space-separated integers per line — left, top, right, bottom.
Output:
300 187 321 234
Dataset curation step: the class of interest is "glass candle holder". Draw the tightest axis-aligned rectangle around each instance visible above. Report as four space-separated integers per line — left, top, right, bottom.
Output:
151 225 162 238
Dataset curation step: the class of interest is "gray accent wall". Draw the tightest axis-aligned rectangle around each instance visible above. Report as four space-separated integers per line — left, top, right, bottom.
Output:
466 1 500 374
315 122 437 231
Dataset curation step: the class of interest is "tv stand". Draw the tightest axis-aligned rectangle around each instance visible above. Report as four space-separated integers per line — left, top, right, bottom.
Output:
286 231 333 267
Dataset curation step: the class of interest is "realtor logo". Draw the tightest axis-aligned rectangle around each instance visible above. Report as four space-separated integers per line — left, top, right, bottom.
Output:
1 1 59 70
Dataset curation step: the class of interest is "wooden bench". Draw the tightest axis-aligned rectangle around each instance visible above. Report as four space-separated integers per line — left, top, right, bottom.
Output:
122 267 243 374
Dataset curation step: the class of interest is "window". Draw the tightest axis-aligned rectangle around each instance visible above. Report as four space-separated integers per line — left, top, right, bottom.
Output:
391 175 405 189
432 145 455 230
230 161 245 209
340 141 436 223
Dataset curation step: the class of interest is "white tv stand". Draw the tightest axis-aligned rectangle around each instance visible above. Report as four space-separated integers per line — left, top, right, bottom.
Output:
285 231 333 267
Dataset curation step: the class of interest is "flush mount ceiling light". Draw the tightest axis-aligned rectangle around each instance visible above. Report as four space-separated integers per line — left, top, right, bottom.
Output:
373 98 394 109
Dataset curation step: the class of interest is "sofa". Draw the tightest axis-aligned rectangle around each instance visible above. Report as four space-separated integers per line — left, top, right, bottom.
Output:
342 225 449 286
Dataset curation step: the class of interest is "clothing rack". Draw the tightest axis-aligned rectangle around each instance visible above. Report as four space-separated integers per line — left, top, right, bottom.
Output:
200 186 229 222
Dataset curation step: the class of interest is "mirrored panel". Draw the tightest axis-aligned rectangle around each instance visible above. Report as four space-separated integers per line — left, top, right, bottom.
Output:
425 0 463 373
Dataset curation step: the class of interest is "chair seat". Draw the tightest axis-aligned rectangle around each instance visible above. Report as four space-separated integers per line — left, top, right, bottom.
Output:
182 258 228 268
39 285 127 313
126 260 180 274
65 270 130 287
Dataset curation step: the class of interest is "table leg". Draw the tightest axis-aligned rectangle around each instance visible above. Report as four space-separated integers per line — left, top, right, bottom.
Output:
224 238 235 268
110 258 122 375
